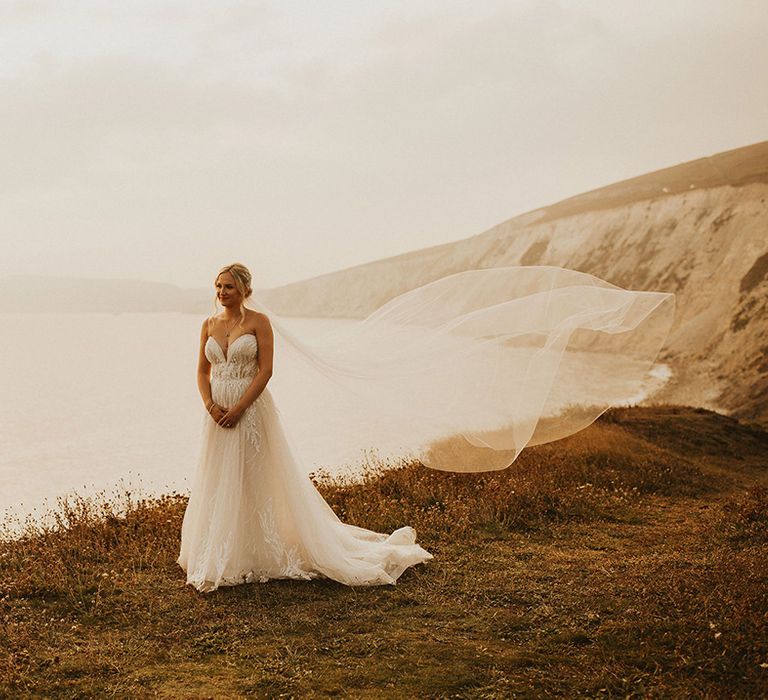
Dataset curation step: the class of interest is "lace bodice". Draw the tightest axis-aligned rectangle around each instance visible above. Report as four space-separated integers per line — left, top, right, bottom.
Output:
205 333 259 383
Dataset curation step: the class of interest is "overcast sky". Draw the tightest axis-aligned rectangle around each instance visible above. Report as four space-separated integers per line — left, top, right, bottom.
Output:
1 0 766 289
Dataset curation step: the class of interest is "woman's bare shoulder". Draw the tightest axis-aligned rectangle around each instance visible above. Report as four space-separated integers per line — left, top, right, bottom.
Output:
199 316 214 345
245 308 270 326
201 315 218 331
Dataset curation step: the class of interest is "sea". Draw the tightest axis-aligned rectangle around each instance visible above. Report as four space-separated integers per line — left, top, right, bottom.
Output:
0 311 672 538
0 312 346 535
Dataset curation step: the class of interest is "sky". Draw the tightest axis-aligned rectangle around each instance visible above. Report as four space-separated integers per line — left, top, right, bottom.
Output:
1 0 766 290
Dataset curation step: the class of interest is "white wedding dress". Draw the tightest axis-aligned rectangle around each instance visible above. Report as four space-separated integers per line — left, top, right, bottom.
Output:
177 332 434 593
177 266 675 593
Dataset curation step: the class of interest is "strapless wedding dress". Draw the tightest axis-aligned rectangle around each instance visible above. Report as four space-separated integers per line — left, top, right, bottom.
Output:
177 332 433 593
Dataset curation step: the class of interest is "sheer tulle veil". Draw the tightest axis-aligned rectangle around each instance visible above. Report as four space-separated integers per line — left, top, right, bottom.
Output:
244 265 675 476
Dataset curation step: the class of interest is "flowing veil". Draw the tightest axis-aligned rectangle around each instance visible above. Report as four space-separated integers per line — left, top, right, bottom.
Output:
246 265 676 476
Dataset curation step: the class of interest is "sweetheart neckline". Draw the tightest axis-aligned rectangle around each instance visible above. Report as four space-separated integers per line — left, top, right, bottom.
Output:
207 333 257 362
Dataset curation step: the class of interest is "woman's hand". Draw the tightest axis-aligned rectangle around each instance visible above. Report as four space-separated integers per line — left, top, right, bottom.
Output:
218 404 245 429
207 402 227 425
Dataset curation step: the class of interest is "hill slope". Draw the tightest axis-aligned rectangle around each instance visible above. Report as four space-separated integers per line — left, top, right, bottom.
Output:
262 141 768 426
1 406 766 697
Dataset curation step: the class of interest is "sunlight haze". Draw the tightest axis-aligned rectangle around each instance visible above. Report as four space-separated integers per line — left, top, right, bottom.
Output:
1 0 766 289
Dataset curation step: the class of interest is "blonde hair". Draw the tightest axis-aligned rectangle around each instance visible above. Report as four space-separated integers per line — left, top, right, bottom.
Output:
214 262 253 330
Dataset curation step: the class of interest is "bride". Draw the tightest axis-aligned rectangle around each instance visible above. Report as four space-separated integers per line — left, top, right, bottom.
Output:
177 263 434 592
178 260 675 593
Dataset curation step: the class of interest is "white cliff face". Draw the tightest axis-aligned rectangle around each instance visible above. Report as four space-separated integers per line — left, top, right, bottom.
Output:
262 142 768 426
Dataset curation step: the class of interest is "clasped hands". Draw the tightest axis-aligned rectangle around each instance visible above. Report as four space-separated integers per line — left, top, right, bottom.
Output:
207 401 244 429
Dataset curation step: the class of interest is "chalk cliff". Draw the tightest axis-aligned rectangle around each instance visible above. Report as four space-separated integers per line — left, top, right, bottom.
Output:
261 141 768 426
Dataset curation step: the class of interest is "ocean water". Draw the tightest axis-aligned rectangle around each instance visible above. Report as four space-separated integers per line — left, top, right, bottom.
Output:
0 312 342 532
0 311 672 536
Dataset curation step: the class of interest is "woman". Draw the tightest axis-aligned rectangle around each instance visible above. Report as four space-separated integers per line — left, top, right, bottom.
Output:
177 264 434 592
178 261 675 592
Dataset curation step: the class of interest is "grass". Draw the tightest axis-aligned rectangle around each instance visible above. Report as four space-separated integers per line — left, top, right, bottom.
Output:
1 405 766 698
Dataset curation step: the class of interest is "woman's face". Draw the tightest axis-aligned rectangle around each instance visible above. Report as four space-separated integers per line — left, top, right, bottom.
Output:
215 271 243 308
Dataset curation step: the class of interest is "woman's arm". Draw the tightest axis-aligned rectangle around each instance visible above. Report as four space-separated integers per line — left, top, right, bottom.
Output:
196 317 215 409
218 313 274 426
198 317 228 424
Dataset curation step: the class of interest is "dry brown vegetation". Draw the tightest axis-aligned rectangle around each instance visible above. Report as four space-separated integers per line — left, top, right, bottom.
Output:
1 405 766 698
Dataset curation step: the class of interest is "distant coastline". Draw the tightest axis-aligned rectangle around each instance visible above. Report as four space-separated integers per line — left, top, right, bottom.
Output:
0 276 213 314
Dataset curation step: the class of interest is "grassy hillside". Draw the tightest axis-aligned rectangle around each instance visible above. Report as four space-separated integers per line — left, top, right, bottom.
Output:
1 406 766 698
